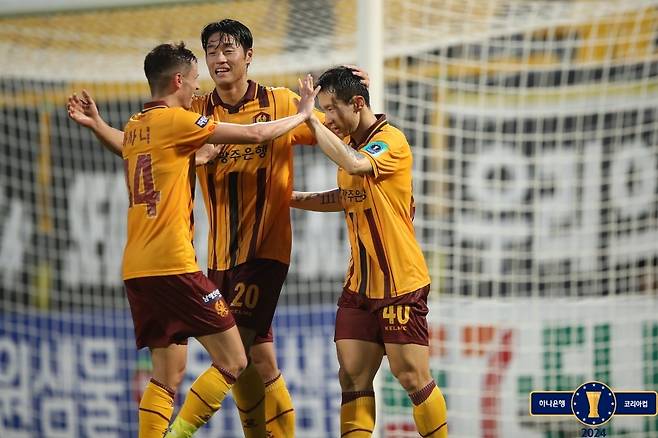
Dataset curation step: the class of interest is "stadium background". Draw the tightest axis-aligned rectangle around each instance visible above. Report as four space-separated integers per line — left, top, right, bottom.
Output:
0 0 657 436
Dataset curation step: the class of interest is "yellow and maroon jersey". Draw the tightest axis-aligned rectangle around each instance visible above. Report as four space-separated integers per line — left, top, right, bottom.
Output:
192 81 321 270
339 115 430 299
122 101 216 280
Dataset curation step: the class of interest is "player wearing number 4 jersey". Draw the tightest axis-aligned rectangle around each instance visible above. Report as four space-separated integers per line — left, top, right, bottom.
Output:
68 42 318 438
292 67 448 437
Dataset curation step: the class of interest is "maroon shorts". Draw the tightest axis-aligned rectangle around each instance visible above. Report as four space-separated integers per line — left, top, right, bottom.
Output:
124 272 235 349
208 259 288 342
334 285 430 346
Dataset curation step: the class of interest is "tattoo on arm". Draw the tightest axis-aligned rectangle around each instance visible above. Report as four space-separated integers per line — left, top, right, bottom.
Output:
321 190 339 204
294 189 340 205
296 192 315 203
344 144 367 162
300 192 338 204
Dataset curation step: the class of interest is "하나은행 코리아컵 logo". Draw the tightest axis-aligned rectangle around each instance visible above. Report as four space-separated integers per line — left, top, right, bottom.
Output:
530 380 657 426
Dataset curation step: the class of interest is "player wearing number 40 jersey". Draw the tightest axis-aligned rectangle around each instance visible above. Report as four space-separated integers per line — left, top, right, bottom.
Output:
292 67 449 437
67 42 318 438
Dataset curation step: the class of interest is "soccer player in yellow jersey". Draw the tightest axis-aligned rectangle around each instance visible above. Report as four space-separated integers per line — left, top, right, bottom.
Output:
68 42 318 438
67 19 369 438
291 67 449 437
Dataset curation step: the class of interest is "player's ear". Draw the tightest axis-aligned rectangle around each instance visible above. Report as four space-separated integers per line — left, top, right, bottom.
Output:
352 95 365 112
173 72 184 89
245 47 253 68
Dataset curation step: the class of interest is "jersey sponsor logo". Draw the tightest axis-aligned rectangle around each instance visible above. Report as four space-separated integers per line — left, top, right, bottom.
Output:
363 141 389 157
253 111 271 123
201 288 222 303
195 115 210 128
215 144 268 163
340 188 367 203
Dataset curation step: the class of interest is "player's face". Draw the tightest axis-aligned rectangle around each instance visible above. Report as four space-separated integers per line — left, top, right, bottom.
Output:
205 33 253 87
318 91 359 137
180 61 200 110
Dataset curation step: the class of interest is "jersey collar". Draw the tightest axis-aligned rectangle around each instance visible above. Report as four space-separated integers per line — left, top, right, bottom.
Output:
142 100 168 112
350 114 388 149
208 80 258 114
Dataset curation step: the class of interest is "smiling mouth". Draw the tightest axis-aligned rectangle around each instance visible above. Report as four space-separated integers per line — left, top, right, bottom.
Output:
215 68 230 75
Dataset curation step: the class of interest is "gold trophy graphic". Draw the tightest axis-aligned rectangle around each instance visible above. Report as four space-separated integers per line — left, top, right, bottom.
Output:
586 391 601 419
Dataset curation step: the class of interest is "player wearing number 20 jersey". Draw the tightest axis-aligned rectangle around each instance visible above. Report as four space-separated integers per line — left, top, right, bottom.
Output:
192 82 322 336
193 82 320 271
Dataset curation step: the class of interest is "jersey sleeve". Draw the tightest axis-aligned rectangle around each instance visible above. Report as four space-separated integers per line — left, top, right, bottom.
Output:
359 131 409 181
170 109 217 153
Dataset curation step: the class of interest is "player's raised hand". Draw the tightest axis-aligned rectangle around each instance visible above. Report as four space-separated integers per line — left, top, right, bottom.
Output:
67 89 101 129
195 143 224 166
344 65 370 88
296 74 320 119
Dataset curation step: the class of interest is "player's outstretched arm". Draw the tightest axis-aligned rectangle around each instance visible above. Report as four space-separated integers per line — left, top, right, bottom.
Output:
307 115 373 176
298 76 372 175
291 189 343 212
67 90 124 157
207 74 320 145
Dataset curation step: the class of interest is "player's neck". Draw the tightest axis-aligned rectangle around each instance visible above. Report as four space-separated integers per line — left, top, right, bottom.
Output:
351 109 378 145
215 78 250 106
153 94 180 109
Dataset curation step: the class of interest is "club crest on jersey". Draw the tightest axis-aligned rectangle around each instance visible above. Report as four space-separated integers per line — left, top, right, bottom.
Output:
195 115 209 127
363 141 389 157
253 112 271 123
215 300 229 317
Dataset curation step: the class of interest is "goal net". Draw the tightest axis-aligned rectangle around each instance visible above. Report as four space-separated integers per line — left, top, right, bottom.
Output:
0 0 657 437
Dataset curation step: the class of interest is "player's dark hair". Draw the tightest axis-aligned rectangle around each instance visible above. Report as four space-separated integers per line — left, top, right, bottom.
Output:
201 19 253 52
143 42 197 94
317 66 370 107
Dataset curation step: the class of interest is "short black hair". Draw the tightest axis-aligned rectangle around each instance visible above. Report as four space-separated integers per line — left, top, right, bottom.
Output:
317 66 370 107
143 42 197 94
201 19 253 52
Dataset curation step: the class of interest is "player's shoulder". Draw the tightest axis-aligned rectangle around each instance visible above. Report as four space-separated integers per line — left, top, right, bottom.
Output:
268 86 300 99
373 122 409 147
128 105 172 125
126 111 142 124
258 86 299 116
381 121 406 138
191 92 212 112
192 92 212 104
168 107 210 129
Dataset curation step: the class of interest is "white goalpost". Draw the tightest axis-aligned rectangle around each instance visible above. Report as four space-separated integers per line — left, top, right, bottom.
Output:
358 0 384 113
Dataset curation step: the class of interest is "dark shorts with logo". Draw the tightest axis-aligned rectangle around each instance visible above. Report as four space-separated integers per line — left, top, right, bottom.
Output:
208 259 288 343
124 271 235 349
334 285 430 346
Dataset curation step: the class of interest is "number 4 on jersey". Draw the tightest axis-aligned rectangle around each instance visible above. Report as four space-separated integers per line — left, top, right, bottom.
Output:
124 154 161 217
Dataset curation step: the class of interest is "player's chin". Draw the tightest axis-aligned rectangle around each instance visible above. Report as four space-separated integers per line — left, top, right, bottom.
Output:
213 73 234 86
329 126 344 138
